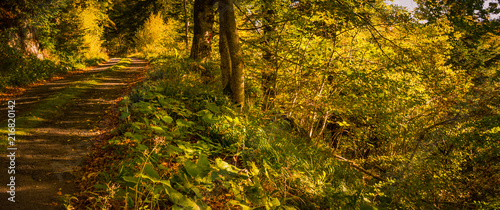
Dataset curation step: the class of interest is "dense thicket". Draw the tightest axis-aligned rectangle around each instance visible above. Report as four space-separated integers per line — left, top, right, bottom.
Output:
111 0 499 208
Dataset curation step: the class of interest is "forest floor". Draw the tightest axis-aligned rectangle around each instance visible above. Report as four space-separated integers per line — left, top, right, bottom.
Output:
0 58 148 209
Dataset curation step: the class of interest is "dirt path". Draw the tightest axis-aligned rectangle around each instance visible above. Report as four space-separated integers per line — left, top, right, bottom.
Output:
0 58 148 209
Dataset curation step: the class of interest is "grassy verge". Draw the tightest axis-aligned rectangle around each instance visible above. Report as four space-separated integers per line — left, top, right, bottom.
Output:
0 58 132 150
75 56 374 209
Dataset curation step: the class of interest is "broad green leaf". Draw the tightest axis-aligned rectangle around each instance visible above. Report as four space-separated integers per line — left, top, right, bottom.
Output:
205 103 221 113
176 119 191 127
166 145 182 156
165 186 200 210
191 187 202 198
215 158 232 171
248 161 259 176
151 126 166 134
143 164 160 179
269 197 281 207
161 115 174 123
197 155 211 176
229 200 252 210
184 160 201 177
198 110 217 124
122 176 140 184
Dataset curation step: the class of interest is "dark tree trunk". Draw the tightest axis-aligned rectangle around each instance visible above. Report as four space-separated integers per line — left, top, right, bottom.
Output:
190 0 215 60
183 0 190 54
219 0 244 106
219 18 232 95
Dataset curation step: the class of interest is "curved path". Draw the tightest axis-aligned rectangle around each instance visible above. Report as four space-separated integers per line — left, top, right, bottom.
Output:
0 58 148 209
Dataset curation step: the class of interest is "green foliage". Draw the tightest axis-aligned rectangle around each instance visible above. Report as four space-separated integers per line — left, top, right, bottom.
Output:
0 34 70 90
0 0 111 90
77 0 500 208
3 0 499 209
83 56 374 209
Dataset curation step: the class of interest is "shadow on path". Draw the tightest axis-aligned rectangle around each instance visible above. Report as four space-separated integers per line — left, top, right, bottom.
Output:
0 58 148 209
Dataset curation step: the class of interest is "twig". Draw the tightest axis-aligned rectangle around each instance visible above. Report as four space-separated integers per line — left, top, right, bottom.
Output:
334 154 386 182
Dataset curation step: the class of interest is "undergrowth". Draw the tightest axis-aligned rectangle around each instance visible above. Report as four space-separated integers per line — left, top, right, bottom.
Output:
77 56 376 209
0 35 107 91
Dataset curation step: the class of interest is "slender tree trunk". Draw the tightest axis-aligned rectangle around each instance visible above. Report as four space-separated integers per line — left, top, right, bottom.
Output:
183 0 190 54
219 19 232 95
219 0 244 106
190 0 215 60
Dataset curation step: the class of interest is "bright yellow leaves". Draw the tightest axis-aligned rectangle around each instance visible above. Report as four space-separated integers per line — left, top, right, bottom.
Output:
135 13 180 58
78 2 108 61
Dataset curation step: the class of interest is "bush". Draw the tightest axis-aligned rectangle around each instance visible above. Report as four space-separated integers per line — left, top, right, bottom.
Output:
0 39 69 90
134 12 182 59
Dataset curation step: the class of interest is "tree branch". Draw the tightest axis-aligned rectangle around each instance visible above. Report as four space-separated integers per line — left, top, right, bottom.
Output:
334 154 386 182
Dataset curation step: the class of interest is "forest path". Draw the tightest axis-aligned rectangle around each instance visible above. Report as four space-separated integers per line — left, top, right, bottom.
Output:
0 58 148 209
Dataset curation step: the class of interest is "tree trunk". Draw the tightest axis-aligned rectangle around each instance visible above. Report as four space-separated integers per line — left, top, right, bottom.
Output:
190 0 215 60
219 18 232 95
219 0 244 106
183 0 190 54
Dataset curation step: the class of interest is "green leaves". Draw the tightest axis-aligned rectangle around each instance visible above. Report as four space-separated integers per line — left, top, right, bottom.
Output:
205 102 221 114
143 164 160 180
184 160 201 178
165 185 201 210
160 115 174 124
150 126 166 134
197 110 218 124
122 176 141 184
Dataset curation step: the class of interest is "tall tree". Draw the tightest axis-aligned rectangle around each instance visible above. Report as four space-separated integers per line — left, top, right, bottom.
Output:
190 0 215 60
183 0 189 53
219 0 244 106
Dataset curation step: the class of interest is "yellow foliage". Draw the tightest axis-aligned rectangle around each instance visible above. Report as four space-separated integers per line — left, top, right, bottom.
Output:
77 3 108 62
135 12 180 58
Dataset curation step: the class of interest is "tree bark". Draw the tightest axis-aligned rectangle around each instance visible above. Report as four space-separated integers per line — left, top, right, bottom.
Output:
190 0 215 60
183 0 190 54
219 17 232 95
219 0 244 106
